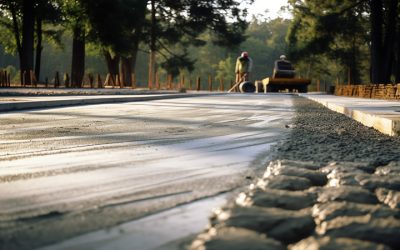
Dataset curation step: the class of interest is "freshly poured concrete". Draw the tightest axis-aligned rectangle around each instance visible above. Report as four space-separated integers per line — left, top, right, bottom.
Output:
0 92 213 112
0 94 293 250
300 94 400 136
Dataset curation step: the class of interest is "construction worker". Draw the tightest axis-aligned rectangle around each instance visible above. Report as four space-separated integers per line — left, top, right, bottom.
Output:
235 51 253 84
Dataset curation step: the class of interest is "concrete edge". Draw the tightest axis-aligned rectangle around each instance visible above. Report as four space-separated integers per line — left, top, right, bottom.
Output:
0 93 220 113
299 94 400 137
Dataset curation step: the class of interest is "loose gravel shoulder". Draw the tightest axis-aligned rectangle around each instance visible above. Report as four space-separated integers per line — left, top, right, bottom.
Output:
189 96 400 250
275 96 400 165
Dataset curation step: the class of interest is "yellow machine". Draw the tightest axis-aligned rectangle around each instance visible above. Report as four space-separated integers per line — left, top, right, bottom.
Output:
256 56 311 93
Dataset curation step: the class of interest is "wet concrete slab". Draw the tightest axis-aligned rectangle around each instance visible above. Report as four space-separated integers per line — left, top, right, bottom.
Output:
0 89 217 112
39 195 227 250
0 94 293 250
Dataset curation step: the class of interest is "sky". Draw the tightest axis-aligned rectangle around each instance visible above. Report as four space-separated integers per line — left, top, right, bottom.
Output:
244 0 291 19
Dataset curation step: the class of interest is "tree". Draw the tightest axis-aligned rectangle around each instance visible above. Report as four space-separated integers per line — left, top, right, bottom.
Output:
0 0 62 82
34 0 62 80
148 0 251 79
61 0 88 87
370 0 399 83
81 0 147 86
287 0 370 84
242 17 291 80
287 0 400 84
0 0 34 83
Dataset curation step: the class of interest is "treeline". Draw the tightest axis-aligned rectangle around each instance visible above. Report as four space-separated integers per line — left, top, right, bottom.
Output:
287 0 400 85
0 0 250 87
4 0 397 88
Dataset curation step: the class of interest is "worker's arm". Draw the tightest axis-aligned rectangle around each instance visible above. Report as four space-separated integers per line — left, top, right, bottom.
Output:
236 58 241 73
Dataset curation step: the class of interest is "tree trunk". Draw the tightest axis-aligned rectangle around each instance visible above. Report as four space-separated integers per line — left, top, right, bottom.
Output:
35 16 43 81
104 51 120 75
21 0 35 84
130 42 139 77
9 3 22 62
71 25 85 88
148 0 156 89
349 36 361 84
370 0 384 83
382 0 398 83
396 46 400 83
104 50 120 84
396 25 400 83
120 57 132 86
130 0 147 79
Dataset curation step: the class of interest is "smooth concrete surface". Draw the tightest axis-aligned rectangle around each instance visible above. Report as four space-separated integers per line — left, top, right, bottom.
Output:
0 90 217 112
1 94 293 250
300 93 400 136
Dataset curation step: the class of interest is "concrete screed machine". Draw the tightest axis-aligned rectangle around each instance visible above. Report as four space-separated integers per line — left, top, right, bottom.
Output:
231 56 311 93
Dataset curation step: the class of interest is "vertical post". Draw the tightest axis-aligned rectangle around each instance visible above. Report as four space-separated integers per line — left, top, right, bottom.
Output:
196 77 201 91
111 74 116 87
117 74 123 88
180 74 184 89
7 73 11 87
55 71 60 88
317 79 320 92
26 70 33 87
156 72 160 89
45 77 48 88
22 70 28 87
97 74 103 88
88 73 94 88
208 75 212 92
104 73 110 87
168 74 172 90
64 73 70 88
31 70 37 87
131 73 136 89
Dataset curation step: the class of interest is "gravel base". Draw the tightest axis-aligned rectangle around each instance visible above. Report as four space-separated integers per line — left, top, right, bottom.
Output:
189 96 400 250
274 96 400 166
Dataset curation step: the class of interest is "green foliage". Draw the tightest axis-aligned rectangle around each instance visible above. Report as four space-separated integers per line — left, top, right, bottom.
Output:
287 0 370 84
150 0 251 75
0 1 293 87
242 17 291 80
81 0 147 55
214 56 235 84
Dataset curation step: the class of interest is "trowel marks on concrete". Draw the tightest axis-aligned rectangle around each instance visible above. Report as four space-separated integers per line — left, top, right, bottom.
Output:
0 94 294 250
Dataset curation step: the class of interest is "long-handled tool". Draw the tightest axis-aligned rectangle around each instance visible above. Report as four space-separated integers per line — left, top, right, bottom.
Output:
228 74 246 93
